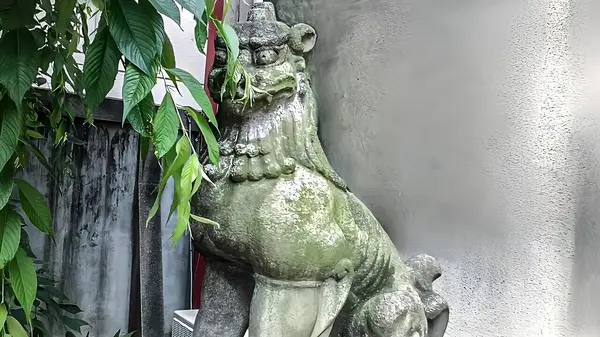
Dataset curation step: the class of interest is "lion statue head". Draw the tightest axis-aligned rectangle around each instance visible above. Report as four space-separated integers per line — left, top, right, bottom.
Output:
208 2 316 113
203 2 346 189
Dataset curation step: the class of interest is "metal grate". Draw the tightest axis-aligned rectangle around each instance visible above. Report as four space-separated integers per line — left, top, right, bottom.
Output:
172 310 196 337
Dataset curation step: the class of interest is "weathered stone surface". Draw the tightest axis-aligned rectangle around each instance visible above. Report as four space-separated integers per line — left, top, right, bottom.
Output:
191 3 449 336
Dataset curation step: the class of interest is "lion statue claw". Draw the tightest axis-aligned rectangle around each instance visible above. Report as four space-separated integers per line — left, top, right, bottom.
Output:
191 3 449 337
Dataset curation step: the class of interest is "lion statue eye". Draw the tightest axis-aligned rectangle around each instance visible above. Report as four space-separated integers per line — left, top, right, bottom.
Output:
254 49 279 66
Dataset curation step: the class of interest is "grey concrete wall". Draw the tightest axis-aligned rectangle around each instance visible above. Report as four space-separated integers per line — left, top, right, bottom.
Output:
24 119 191 337
272 0 600 336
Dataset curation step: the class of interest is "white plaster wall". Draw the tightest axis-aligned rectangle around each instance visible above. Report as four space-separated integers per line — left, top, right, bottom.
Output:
272 0 600 336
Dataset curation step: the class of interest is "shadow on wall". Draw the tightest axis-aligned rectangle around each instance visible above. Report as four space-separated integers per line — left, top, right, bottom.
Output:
570 107 600 336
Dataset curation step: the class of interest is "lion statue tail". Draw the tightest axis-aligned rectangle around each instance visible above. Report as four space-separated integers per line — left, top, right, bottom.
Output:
405 254 450 337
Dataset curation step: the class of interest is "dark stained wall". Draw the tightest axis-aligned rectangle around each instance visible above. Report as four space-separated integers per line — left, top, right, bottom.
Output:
23 120 191 337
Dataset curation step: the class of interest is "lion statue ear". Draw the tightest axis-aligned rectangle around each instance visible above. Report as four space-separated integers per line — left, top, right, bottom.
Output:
289 23 317 54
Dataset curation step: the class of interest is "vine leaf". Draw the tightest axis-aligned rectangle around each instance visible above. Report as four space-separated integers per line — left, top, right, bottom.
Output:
161 36 176 69
161 36 180 92
83 24 121 117
205 0 215 16
147 0 181 25
0 206 21 269
14 179 53 236
0 28 41 104
184 107 219 166
9 248 38 322
179 154 200 203
20 139 59 183
0 161 14 210
220 22 240 61
175 0 203 20
190 214 219 228
106 0 158 75
152 92 179 158
140 0 166 56
173 202 191 244
0 98 22 172
7 315 28 337
0 304 7 330
62 315 90 334
122 62 158 125
127 93 155 138
0 0 36 30
146 137 190 225
164 68 217 128
56 0 78 35
172 153 202 242
194 14 208 54
59 304 83 315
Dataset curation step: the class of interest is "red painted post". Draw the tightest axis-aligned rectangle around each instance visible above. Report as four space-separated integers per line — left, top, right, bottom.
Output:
192 0 225 310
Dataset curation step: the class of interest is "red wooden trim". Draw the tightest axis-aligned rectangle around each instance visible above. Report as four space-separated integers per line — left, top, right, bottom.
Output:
193 0 225 310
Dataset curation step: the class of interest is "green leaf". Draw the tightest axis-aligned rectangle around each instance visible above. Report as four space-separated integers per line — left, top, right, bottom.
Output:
0 0 36 30
0 98 22 171
221 22 240 61
162 137 190 185
175 0 202 20
6 316 27 337
14 179 53 236
161 36 176 69
68 32 80 57
127 93 155 137
173 202 190 243
161 36 180 92
0 206 21 269
147 0 181 25
9 248 37 322
62 315 89 333
164 68 217 128
0 303 8 329
174 154 201 229
205 0 215 16
0 163 14 210
58 303 83 315
140 0 166 54
122 62 158 125
184 107 219 166
152 92 179 158
20 139 58 182
191 166 203 196
180 154 200 200
32 317 49 336
25 130 44 140
66 56 84 96
0 28 41 104
106 0 158 75
56 0 78 35
146 137 189 225
190 214 219 227
194 16 208 54
83 24 121 114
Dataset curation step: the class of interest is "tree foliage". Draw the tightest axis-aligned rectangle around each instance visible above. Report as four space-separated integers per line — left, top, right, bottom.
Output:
0 0 245 334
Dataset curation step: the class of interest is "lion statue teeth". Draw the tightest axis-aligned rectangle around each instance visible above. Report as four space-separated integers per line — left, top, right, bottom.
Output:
191 3 449 337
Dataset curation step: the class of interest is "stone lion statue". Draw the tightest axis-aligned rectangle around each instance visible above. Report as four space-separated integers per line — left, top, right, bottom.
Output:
191 3 449 337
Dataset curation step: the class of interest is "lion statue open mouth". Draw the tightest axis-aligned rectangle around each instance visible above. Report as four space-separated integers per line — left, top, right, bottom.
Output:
191 3 449 337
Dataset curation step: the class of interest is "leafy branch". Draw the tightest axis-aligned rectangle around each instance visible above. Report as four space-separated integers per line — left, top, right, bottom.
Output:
0 0 247 334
